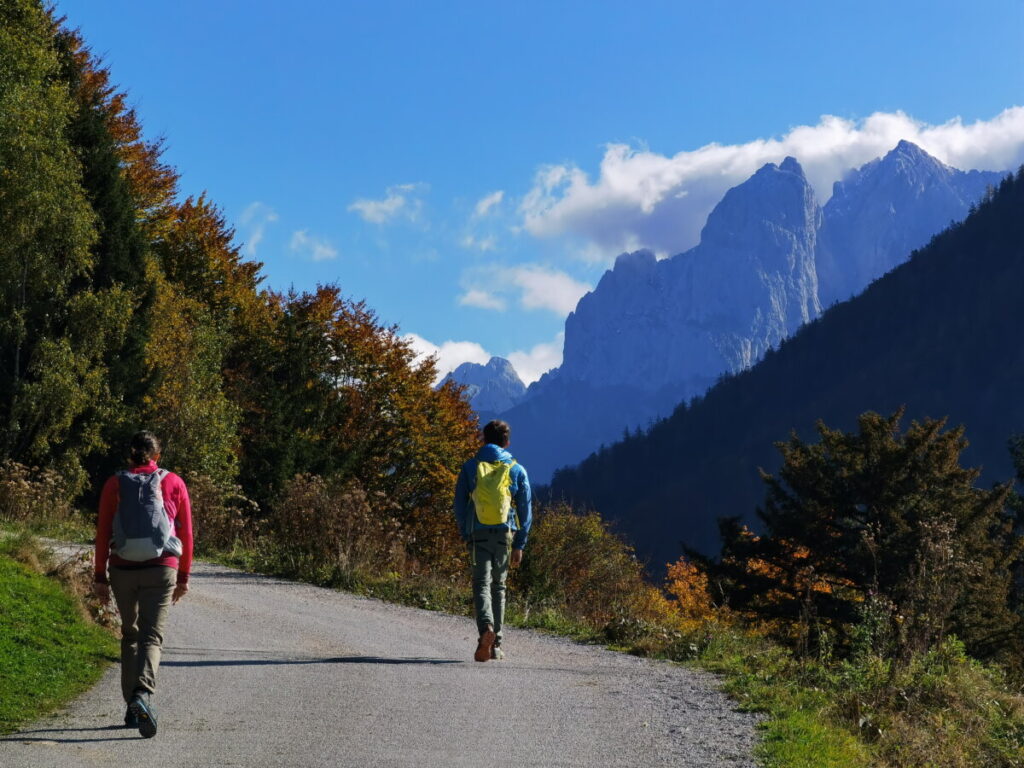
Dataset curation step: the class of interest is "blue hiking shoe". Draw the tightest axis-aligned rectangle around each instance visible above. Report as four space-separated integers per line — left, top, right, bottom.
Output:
124 705 138 728
129 691 157 738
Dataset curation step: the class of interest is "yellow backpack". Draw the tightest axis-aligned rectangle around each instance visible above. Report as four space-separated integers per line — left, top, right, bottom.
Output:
472 459 516 526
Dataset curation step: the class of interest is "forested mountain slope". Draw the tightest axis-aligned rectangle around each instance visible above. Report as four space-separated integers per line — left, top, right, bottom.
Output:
549 170 1024 568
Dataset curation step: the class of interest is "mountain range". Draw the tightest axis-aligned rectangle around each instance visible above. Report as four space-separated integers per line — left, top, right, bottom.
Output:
548 168 1024 568
457 142 1004 482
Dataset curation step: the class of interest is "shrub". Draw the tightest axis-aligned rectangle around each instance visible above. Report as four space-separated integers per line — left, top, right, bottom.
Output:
185 473 260 555
513 504 673 629
0 461 73 524
263 473 403 585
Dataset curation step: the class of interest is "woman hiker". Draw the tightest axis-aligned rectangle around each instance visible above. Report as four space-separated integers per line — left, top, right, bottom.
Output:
93 430 193 738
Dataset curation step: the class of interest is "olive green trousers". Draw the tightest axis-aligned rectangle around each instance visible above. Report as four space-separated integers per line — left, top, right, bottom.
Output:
470 528 513 643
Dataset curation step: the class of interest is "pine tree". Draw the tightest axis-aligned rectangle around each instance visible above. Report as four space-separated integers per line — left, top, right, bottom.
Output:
718 410 1021 660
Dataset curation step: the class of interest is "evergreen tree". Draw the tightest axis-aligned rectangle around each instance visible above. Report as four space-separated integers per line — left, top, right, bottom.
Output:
717 410 1020 660
0 0 129 491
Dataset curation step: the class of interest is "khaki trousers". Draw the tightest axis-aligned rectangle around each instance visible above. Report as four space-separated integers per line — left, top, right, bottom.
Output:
109 565 176 702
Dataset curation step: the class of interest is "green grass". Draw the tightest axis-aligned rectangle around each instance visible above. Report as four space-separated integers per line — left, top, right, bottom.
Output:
697 639 871 768
0 541 116 734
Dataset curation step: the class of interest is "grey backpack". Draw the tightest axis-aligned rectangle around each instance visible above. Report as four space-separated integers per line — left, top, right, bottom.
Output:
112 469 183 561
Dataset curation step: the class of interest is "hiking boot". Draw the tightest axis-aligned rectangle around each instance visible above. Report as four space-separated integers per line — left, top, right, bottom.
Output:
475 626 496 662
124 705 138 728
490 644 504 661
129 690 157 738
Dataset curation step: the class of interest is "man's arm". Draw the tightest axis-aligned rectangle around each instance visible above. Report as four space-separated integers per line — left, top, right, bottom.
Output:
453 462 472 541
511 464 532 551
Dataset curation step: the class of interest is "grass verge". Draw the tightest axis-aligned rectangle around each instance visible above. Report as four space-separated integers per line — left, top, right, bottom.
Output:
0 533 117 735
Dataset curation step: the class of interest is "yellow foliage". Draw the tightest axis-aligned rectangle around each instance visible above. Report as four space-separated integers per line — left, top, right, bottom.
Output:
665 557 718 620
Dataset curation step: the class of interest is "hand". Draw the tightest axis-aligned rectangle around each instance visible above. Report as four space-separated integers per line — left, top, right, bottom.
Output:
93 581 110 603
510 548 524 568
172 583 189 604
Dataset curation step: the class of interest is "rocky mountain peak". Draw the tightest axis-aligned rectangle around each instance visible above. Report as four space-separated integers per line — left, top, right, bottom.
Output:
817 141 1004 306
441 356 526 415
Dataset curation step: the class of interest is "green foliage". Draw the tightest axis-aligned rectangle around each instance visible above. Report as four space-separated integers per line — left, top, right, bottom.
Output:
0 0 107 488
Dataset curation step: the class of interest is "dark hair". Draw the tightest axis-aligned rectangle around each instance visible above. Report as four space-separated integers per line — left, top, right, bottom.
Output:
483 420 511 447
129 431 161 466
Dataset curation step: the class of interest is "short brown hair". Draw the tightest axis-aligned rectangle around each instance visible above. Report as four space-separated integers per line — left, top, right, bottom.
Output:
483 420 511 447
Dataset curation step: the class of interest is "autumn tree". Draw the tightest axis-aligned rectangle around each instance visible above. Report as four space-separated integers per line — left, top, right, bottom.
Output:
233 285 477 529
718 410 1021 660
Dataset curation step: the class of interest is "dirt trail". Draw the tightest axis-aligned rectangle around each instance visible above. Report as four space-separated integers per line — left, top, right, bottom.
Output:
1 560 761 767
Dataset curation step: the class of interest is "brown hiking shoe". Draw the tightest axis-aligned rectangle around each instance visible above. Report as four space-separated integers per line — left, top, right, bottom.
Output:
475 626 496 662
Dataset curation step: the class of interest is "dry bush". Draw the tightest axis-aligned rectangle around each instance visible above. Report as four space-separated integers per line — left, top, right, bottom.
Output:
48 548 121 631
185 473 260 555
265 473 404 584
0 461 73 524
401 509 464 580
514 504 673 629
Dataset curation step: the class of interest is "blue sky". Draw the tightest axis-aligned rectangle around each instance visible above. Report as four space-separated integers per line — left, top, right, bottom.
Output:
55 0 1024 382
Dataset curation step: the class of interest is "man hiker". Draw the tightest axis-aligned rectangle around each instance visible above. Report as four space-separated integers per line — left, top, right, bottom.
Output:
454 419 532 662
93 431 193 738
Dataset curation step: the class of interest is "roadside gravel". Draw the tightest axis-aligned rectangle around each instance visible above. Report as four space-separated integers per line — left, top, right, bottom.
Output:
1 559 761 767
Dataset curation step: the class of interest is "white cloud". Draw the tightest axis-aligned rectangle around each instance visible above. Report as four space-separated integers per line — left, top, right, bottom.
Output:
460 234 498 252
459 289 507 311
289 229 338 262
403 330 562 387
460 264 591 316
403 333 490 384
474 190 504 217
507 266 590 315
508 332 564 385
519 107 1024 257
348 183 427 224
239 201 278 257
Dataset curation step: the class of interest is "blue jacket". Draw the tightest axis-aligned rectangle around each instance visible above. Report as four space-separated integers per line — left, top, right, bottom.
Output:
454 444 532 549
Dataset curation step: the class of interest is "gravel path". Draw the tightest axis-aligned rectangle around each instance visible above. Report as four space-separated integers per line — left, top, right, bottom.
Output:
1 560 761 767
